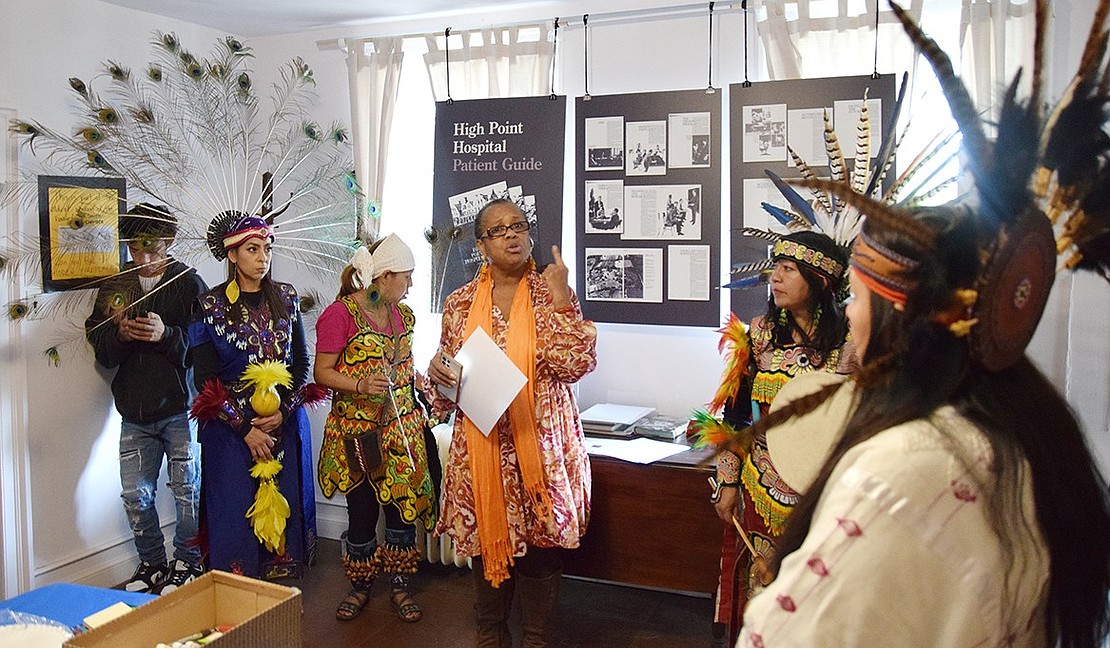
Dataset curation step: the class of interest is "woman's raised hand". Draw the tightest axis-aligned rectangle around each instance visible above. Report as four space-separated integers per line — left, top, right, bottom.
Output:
542 245 572 309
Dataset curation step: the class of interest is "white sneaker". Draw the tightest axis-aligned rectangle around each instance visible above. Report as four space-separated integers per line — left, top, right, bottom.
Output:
123 561 169 593
152 559 203 595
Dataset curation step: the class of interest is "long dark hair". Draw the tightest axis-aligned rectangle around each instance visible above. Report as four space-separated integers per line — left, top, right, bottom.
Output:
776 209 1110 647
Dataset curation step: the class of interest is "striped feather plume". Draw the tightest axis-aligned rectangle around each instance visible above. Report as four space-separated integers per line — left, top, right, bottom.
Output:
850 88 872 194
1035 0 1110 278
793 177 936 250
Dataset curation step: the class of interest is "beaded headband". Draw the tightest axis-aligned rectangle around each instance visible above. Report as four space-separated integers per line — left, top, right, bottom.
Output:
773 238 846 284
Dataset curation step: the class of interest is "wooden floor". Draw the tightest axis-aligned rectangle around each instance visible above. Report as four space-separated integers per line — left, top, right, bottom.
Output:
298 538 717 647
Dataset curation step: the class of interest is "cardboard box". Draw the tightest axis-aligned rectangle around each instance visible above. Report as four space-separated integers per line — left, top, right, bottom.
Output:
65 571 301 648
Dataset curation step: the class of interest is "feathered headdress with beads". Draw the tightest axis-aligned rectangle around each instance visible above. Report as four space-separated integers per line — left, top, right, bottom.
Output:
808 0 1110 371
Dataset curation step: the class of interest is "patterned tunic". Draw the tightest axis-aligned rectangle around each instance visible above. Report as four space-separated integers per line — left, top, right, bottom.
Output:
316 298 436 531
740 407 1049 647
717 314 857 638
188 282 317 580
431 272 597 557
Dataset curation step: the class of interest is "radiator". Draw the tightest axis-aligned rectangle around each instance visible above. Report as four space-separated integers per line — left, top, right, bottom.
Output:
421 423 469 568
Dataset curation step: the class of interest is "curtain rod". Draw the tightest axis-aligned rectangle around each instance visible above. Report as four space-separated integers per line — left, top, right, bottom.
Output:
317 1 744 51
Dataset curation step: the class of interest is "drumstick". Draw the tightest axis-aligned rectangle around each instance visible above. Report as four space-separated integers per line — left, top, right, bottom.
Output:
731 514 759 556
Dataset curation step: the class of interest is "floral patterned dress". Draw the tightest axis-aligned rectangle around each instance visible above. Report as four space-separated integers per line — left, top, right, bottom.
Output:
431 272 597 557
716 315 857 640
316 297 436 531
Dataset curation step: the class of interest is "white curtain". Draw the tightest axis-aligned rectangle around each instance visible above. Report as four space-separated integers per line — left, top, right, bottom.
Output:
958 0 1037 126
755 0 1034 122
422 25 553 101
756 0 926 81
346 37 404 241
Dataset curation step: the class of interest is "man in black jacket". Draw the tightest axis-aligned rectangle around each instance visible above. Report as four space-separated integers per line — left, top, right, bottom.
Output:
85 203 208 594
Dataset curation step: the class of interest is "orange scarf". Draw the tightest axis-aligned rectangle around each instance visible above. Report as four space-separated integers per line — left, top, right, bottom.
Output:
462 264 552 587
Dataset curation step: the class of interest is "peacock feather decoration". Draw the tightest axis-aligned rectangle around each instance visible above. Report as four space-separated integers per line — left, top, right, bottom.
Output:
1 32 361 360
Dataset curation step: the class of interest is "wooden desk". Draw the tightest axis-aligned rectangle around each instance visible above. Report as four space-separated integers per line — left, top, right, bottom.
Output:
564 444 721 596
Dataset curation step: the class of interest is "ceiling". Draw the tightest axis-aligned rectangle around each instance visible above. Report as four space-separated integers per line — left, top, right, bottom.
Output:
97 0 540 37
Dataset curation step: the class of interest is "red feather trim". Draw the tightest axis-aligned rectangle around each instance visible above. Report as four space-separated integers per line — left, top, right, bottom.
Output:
191 379 232 425
294 382 331 410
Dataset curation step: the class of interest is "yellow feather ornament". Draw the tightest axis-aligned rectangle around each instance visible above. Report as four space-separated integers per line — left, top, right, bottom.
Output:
245 458 290 555
240 360 295 555
708 313 751 415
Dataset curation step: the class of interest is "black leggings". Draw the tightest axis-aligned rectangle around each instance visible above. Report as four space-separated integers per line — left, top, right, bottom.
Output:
345 480 407 545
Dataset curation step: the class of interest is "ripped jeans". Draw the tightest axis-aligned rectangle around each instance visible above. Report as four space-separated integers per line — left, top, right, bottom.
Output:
120 413 201 566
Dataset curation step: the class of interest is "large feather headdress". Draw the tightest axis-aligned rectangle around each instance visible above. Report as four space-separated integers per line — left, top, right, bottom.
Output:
1 32 359 358
726 74 959 292
811 0 1110 372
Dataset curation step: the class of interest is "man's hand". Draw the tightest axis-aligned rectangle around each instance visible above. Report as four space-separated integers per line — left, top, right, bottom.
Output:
118 312 165 342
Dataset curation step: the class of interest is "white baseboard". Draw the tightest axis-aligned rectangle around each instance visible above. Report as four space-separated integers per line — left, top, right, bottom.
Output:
33 499 348 589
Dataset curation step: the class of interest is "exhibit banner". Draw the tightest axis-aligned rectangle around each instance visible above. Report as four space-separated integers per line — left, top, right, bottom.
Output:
728 74 896 320
429 96 566 312
576 89 722 327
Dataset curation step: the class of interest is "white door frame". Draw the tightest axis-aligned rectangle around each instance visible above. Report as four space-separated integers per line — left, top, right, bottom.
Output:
0 106 34 598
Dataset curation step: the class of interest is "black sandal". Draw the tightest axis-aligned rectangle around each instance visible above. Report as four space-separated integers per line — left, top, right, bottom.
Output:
390 588 423 623
336 588 371 621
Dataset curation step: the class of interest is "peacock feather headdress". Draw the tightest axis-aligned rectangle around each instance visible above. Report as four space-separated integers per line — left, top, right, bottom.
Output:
1 32 361 360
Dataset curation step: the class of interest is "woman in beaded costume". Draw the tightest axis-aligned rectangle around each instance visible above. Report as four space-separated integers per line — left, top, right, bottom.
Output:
188 213 318 580
725 1 1110 645
707 230 856 644
313 234 437 622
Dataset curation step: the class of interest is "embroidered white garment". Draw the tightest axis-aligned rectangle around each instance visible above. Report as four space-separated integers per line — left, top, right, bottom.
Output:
739 406 1049 647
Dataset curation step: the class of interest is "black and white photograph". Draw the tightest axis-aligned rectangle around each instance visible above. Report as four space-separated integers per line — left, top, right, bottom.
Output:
622 184 702 240
741 177 792 232
448 180 510 231
787 106 828 166
668 112 711 168
585 180 624 233
584 247 663 303
625 120 667 176
586 116 625 170
506 184 538 221
742 103 788 162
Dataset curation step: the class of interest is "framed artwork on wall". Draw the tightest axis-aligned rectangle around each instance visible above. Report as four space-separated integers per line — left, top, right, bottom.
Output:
37 175 126 292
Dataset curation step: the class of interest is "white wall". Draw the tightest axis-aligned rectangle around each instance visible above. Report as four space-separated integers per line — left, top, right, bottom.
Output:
0 0 226 590
2 0 1107 594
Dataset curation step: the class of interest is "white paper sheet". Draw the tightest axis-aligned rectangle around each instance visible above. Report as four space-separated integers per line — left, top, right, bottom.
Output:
584 436 687 464
455 326 527 436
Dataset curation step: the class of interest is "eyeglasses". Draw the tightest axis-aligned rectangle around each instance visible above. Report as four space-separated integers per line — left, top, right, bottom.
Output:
481 220 531 239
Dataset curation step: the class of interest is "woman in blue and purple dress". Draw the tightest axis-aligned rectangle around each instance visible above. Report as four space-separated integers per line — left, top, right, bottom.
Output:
188 213 317 579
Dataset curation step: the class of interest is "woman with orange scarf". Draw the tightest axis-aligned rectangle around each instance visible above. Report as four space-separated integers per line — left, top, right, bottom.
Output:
427 198 597 648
